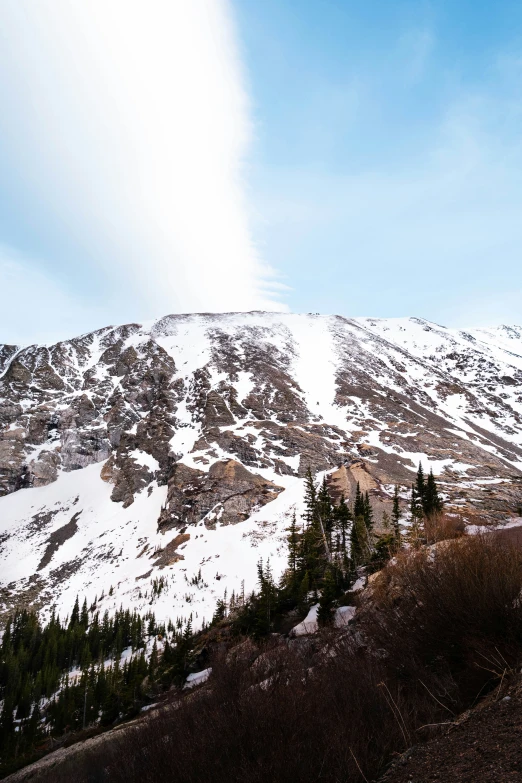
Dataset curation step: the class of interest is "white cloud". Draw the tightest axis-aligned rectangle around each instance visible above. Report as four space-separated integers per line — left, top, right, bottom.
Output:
0 0 284 339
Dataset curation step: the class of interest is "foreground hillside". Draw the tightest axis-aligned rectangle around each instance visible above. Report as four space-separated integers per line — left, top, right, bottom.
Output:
4 531 522 783
1 312 521 625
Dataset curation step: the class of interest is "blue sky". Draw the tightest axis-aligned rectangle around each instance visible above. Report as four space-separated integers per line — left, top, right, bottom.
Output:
0 0 521 343
235 0 522 325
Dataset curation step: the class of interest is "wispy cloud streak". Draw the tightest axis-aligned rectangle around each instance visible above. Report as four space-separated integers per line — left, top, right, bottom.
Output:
0 0 284 338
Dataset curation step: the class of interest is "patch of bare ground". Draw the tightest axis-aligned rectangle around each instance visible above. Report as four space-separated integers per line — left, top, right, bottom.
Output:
380 674 522 782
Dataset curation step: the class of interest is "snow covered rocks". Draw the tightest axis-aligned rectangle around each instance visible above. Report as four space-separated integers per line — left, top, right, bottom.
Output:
1 312 522 626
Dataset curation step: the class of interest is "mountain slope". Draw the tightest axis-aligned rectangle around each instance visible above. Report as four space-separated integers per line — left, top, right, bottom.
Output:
1 312 521 626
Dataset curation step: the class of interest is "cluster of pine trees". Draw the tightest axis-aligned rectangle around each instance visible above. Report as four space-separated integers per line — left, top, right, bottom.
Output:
409 463 443 543
221 466 444 634
222 469 402 634
0 600 195 774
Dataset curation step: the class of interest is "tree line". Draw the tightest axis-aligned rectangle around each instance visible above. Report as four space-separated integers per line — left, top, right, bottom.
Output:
0 600 195 774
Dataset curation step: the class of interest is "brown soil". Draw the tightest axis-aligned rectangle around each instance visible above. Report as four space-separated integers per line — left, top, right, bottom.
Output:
381 676 522 782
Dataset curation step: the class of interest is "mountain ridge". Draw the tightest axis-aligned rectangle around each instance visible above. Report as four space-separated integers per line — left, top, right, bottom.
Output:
0 311 521 626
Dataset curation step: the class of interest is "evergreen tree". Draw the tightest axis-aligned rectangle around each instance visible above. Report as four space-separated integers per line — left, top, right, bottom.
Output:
350 515 367 568
369 533 397 573
303 467 318 528
317 568 337 626
410 484 423 521
317 477 334 544
423 469 443 516
255 559 278 636
26 703 42 745
286 512 301 589
212 598 227 624
80 598 89 628
298 571 311 610
300 469 330 586
353 482 365 519
363 491 374 531
148 640 158 678
69 596 80 629
0 696 14 752
334 494 352 571
415 463 426 505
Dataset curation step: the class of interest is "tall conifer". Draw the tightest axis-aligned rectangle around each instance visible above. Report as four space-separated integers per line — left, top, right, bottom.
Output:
424 469 443 516
303 467 318 528
363 492 374 531
415 463 426 508
317 568 337 626
353 482 365 518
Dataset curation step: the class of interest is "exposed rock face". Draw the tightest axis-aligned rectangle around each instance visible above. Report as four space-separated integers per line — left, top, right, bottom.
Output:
159 459 284 530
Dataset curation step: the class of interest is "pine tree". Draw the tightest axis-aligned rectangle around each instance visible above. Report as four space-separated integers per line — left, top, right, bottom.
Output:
80 598 89 628
410 484 422 521
298 571 310 609
335 494 352 571
410 475 426 546
303 467 318 528
369 533 397 572
317 477 334 543
69 596 80 629
255 559 278 636
301 469 330 585
350 515 366 568
286 512 301 587
415 463 426 505
148 640 158 677
317 568 337 626
363 492 373 531
353 482 365 519
26 703 42 745
423 469 443 516
0 696 15 752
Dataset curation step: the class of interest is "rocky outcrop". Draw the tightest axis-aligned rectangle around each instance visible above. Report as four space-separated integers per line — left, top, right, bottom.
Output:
159 459 284 530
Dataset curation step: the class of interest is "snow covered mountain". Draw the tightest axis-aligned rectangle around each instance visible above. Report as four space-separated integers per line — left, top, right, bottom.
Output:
1 312 522 627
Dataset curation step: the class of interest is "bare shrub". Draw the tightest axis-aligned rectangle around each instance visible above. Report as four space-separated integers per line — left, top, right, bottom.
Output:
424 512 465 544
97 642 443 783
362 533 522 701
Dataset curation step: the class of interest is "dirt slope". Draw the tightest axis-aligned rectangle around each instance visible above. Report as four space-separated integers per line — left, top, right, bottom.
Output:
381 676 522 782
